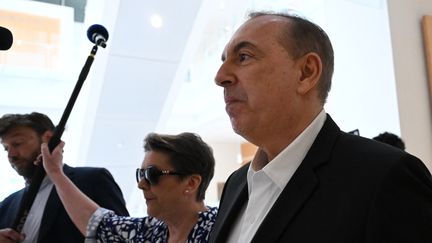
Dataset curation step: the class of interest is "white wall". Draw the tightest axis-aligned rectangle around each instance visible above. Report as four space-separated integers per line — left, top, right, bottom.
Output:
324 0 401 139
387 0 432 170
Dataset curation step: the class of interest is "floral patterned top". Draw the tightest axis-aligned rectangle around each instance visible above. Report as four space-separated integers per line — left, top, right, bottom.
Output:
85 206 218 243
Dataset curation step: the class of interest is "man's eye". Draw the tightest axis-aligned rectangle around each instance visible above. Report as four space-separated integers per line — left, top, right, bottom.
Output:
11 142 23 148
239 53 250 62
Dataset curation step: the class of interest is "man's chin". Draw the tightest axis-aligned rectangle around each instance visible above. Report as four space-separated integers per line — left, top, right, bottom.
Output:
11 165 24 175
13 165 37 179
231 122 246 137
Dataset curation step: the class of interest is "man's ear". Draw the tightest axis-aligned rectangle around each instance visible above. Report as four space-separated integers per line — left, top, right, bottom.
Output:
297 52 322 95
41 130 53 143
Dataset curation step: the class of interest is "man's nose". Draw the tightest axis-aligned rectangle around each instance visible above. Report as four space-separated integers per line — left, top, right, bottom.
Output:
7 147 17 159
215 62 235 87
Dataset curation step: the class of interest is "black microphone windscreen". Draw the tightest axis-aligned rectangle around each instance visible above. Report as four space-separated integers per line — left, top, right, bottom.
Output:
86 24 109 44
0 26 13 50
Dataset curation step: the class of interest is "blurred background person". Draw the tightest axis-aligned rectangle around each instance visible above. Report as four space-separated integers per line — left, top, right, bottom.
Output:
373 131 405 150
0 112 128 243
40 132 217 242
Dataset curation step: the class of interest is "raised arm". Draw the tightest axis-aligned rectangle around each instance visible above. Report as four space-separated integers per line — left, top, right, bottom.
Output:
40 142 99 235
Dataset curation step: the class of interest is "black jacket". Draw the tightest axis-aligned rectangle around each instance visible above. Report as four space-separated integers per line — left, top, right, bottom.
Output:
210 115 432 243
0 164 129 243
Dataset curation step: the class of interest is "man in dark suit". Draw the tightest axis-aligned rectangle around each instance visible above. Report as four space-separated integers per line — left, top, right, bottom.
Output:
0 112 129 243
210 11 432 243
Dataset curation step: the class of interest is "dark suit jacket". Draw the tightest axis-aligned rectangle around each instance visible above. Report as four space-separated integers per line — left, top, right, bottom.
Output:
210 115 432 243
0 164 129 243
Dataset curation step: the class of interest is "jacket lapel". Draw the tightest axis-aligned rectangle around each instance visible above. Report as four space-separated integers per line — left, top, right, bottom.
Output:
37 187 60 241
211 164 248 243
251 115 341 242
2 188 26 228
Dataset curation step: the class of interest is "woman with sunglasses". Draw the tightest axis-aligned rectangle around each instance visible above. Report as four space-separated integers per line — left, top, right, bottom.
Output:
39 132 217 242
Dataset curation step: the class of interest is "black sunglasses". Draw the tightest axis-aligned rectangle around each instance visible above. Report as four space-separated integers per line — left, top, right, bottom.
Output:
136 165 183 185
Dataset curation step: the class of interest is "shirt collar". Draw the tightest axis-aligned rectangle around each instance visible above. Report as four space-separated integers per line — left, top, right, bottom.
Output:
248 110 326 190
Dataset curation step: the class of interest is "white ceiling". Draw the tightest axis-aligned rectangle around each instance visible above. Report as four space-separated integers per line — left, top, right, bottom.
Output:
0 0 247 210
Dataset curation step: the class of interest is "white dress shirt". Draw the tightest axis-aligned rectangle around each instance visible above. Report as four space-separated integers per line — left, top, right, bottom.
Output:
227 110 326 243
22 176 54 243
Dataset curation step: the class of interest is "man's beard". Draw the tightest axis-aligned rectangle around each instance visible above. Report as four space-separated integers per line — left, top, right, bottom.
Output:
23 160 39 181
11 150 41 181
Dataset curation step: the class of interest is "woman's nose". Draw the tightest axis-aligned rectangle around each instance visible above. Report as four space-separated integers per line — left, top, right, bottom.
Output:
137 178 149 190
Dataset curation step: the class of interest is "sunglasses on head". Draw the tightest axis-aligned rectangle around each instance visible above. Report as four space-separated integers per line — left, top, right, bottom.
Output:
136 165 183 185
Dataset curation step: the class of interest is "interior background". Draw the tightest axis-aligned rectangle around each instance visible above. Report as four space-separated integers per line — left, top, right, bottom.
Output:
0 0 431 216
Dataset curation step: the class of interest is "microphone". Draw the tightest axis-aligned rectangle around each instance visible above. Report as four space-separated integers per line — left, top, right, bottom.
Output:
87 24 109 48
0 26 13 50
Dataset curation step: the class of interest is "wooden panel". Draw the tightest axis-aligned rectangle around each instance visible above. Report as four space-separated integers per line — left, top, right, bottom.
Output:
217 182 225 200
422 15 432 99
0 9 60 68
241 142 258 164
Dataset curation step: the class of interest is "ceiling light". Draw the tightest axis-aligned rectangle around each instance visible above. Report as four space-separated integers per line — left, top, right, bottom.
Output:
150 14 163 28
219 2 225 10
